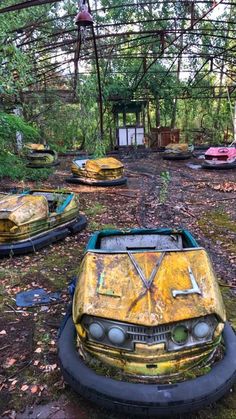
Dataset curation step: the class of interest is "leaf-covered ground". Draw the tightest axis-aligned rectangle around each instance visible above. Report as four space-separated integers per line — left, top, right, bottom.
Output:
0 152 235 419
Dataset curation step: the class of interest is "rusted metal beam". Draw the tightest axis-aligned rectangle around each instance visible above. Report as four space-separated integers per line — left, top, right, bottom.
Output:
93 0 235 13
0 0 63 14
132 0 227 91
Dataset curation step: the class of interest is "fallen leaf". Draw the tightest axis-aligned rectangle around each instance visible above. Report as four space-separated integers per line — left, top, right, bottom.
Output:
0 330 7 335
21 384 29 392
34 347 42 353
5 358 17 368
10 380 18 386
30 385 38 394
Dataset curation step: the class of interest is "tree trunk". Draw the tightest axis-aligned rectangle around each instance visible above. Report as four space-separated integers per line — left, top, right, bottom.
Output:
155 96 161 127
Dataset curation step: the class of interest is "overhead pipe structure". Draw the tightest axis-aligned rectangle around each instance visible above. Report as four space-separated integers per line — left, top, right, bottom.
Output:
75 0 103 140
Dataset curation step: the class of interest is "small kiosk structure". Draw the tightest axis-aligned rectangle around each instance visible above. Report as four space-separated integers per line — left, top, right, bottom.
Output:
149 127 180 149
112 101 147 148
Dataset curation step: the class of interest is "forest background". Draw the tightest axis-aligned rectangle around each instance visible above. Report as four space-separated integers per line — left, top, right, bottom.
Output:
0 0 235 180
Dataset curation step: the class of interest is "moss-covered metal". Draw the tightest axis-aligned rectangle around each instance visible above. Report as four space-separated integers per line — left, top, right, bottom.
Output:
26 149 58 166
0 190 79 243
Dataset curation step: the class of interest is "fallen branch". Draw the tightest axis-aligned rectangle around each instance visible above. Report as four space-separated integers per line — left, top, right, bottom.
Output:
126 169 154 178
219 282 236 289
4 303 18 315
0 344 10 351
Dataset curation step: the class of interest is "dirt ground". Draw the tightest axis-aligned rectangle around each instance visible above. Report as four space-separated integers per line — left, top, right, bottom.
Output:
0 151 236 419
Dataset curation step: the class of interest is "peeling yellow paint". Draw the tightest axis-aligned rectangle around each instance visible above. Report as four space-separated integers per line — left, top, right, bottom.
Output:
0 190 79 243
71 157 124 180
73 249 226 326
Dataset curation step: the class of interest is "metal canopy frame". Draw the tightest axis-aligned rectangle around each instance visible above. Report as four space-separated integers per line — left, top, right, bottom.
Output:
0 0 235 101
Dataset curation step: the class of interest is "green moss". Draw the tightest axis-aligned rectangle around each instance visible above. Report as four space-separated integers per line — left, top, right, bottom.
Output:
0 267 25 308
84 202 106 216
221 287 236 329
101 223 119 230
198 209 236 253
209 210 236 232
88 221 101 231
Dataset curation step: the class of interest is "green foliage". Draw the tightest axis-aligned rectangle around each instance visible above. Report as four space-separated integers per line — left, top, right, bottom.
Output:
159 171 171 204
84 203 105 216
0 111 39 152
0 111 44 180
0 0 234 152
0 151 52 181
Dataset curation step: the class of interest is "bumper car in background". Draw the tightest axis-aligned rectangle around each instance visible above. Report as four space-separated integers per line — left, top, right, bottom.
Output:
25 143 59 168
0 189 87 257
163 143 193 160
67 157 127 186
202 146 236 169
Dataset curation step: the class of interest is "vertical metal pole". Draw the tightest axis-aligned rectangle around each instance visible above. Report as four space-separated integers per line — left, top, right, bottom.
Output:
227 87 236 143
73 29 81 100
91 26 103 140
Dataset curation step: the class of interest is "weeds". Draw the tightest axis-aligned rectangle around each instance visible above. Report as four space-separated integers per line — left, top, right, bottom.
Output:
84 202 105 216
159 171 171 204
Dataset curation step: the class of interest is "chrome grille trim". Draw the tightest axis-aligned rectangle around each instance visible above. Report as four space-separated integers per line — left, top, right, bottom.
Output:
127 324 171 344
82 314 218 352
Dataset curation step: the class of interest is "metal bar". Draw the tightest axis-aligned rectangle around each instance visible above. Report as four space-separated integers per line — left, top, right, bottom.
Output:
93 0 235 13
132 0 228 91
0 0 63 14
91 23 104 140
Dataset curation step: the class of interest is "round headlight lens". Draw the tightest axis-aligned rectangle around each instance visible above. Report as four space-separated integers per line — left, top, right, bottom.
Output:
108 327 126 345
193 321 210 339
172 325 188 345
89 322 104 340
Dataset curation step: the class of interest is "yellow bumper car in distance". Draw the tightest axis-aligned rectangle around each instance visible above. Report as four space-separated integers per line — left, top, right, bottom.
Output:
58 228 236 416
67 157 127 186
163 143 193 160
0 189 87 257
25 143 59 168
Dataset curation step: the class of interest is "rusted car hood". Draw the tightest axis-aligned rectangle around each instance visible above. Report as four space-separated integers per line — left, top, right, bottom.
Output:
0 194 48 226
85 157 123 172
73 249 225 326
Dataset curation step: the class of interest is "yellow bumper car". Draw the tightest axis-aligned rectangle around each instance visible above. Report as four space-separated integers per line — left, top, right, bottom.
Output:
0 189 87 257
163 143 193 160
25 143 59 168
67 157 127 186
58 228 236 416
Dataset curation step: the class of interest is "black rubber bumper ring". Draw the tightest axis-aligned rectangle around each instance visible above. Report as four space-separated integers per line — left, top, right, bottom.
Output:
66 177 127 187
26 161 60 168
0 215 87 257
202 162 236 170
58 316 236 417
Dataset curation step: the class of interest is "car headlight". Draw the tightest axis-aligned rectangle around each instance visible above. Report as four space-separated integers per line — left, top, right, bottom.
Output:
171 325 188 345
108 327 126 345
193 321 210 339
89 322 104 340
82 314 219 352
168 316 218 351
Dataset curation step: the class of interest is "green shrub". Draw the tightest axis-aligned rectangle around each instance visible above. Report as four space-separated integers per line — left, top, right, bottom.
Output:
0 152 52 181
0 112 39 152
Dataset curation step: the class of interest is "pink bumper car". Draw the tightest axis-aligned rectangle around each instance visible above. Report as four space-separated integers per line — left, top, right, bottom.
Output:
202 146 236 169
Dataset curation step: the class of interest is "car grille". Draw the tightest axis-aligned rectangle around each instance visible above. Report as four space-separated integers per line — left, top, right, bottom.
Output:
206 155 227 161
127 324 171 345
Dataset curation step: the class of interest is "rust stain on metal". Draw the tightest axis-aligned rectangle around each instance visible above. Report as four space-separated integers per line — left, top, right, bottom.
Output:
73 249 226 326
72 157 124 180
